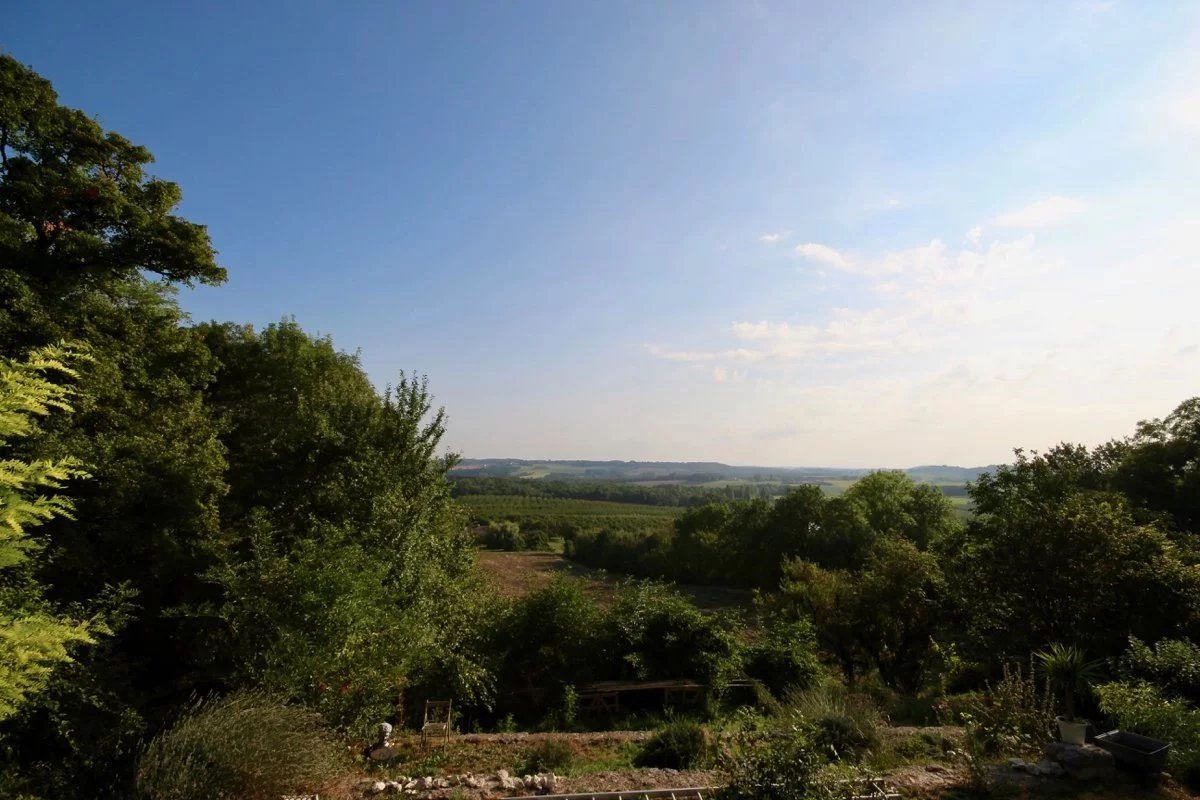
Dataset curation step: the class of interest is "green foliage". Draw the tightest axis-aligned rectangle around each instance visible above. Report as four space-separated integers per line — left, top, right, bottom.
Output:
634 718 711 769
1034 643 1104 720
461 494 679 524
565 474 960 596
1120 636 1200 704
499 577 605 693
1107 398 1200 537
1096 680 1200 788
784 685 883 762
452 476 737 507
956 660 1055 758
203 322 486 726
135 692 343 800
843 471 958 550
0 55 224 294
719 718 824 800
947 461 1200 662
519 737 576 774
566 526 675 577
555 683 579 730
483 520 525 551
608 581 742 688
744 615 823 696
0 346 94 722
772 536 945 691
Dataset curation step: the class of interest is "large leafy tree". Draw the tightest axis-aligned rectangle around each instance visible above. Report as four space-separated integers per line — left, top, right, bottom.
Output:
945 449 1200 662
0 55 222 335
1107 398 1200 539
843 470 958 550
200 322 484 724
0 55 228 798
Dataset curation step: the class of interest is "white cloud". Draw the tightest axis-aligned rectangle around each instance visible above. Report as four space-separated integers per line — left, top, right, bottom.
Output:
966 225 983 245
795 242 853 270
759 231 788 243
712 366 729 383
643 344 718 362
1161 89 1200 134
993 196 1087 228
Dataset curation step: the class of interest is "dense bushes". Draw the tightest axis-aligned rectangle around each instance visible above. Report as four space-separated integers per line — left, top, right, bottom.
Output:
519 738 576 773
497 577 606 692
1096 681 1200 787
483 521 525 551
495 578 752 704
136 693 343 800
1120 636 1200 703
608 582 743 687
955 661 1055 758
785 686 884 762
635 719 711 768
719 720 824 800
567 475 957 591
745 616 823 696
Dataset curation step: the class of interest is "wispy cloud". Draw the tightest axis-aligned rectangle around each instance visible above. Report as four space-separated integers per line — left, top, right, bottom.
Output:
794 242 853 270
759 231 788 243
648 229 1048 368
993 196 1087 228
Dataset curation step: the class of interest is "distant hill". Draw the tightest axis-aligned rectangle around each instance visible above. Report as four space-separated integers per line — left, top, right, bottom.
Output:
450 458 997 485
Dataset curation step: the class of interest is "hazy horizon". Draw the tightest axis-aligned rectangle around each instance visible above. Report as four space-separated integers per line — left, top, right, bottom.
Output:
10 1 1199 466
452 456 1001 471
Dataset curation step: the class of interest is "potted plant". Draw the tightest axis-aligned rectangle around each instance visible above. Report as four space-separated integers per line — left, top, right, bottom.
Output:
1036 643 1103 745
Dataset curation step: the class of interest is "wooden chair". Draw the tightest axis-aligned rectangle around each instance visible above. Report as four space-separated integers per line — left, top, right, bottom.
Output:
421 699 452 746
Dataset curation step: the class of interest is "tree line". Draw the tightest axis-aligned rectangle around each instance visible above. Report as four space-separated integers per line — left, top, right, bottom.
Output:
567 418 1200 695
452 476 792 506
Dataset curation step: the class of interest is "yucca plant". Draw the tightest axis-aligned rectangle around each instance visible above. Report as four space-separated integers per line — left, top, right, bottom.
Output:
1035 643 1104 721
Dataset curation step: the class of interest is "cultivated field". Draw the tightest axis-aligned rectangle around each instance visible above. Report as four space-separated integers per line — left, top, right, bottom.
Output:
475 550 752 611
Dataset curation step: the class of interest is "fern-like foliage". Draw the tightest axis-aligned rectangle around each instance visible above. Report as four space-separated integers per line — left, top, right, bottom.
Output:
0 344 94 721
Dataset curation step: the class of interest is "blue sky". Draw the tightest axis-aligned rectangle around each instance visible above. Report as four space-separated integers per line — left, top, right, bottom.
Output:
8 1 1200 466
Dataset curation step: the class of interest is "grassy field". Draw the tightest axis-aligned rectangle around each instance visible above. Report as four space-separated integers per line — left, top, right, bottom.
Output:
475 550 752 611
459 494 680 534
460 495 680 518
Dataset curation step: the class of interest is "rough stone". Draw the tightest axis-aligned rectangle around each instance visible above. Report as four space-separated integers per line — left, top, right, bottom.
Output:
371 781 387 795
1032 760 1066 777
378 721 394 747
1043 742 1116 781
497 769 517 791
